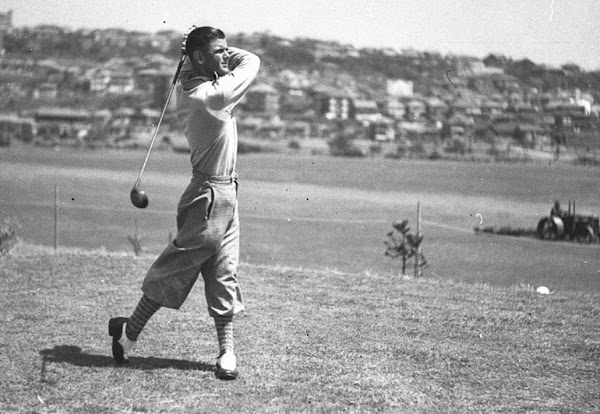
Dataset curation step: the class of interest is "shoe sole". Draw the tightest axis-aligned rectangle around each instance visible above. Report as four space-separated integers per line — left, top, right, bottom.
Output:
108 317 129 364
215 367 239 380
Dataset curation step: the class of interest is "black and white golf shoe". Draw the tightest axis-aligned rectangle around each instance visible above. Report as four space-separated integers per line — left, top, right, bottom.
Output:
108 317 135 364
215 350 239 380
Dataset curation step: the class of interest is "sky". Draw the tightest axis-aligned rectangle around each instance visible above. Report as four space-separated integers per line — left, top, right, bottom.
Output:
3 0 600 71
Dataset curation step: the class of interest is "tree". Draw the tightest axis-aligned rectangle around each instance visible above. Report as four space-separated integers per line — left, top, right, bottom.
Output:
385 220 427 276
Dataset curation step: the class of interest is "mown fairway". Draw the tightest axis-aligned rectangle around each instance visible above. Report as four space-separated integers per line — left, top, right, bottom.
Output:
1 144 600 292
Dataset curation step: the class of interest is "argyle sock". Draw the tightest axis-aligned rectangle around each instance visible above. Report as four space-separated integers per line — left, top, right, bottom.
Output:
214 316 234 355
126 295 161 341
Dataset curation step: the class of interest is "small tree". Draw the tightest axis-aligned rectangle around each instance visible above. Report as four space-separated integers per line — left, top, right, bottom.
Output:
0 217 21 255
385 220 427 275
127 219 144 256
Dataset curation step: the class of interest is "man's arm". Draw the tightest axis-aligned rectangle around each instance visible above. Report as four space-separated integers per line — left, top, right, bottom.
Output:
217 47 260 108
177 48 260 111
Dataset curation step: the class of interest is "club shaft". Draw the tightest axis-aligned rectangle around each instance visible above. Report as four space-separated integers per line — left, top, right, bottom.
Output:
135 54 186 186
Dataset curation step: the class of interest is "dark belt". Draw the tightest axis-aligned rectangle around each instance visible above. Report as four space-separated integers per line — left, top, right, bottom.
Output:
193 170 238 184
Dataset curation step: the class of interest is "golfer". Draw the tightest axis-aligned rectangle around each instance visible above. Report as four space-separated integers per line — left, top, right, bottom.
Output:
109 26 260 380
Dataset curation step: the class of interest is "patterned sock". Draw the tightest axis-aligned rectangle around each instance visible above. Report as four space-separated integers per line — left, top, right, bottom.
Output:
214 316 234 355
126 295 161 341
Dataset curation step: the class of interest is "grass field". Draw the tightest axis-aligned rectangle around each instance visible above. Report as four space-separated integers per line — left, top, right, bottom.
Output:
1 145 600 412
1 244 599 413
1 144 599 292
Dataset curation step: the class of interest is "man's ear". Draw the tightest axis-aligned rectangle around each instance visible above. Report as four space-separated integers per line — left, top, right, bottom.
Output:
192 50 205 65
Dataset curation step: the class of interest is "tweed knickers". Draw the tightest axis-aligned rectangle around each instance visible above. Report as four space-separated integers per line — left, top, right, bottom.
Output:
141 173 243 316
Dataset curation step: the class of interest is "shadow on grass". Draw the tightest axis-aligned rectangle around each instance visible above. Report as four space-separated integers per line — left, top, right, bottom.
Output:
40 345 215 372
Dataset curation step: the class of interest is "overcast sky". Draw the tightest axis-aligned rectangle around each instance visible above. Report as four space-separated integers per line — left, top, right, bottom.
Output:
3 0 600 70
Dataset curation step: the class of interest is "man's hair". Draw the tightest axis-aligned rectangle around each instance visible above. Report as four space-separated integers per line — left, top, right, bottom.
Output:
185 26 226 57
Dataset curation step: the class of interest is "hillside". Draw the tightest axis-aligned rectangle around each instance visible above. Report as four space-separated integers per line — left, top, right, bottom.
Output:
1 243 599 413
3 26 600 104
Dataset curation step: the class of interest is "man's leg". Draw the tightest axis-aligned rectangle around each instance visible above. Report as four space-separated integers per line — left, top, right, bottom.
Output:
202 201 243 380
109 178 223 363
215 315 235 355
141 179 231 310
108 295 161 364
127 294 162 340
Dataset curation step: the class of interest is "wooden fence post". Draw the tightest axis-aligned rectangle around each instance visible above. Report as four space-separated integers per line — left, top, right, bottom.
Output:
414 202 421 277
54 177 59 251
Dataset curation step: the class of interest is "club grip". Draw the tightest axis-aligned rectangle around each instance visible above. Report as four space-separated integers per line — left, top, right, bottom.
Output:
171 54 186 85
181 25 197 55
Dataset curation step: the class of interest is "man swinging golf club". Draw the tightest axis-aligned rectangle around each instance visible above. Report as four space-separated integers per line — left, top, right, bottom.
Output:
109 26 260 380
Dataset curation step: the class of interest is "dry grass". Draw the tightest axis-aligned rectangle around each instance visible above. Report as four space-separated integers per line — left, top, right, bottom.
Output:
1 243 599 413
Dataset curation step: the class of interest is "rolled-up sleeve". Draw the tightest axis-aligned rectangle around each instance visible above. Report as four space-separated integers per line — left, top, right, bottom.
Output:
217 48 261 109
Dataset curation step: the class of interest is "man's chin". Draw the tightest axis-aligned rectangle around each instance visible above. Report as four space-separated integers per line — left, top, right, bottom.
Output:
217 67 231 76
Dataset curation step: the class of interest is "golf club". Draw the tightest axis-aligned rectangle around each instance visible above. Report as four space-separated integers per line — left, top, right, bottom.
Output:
130 52 187 208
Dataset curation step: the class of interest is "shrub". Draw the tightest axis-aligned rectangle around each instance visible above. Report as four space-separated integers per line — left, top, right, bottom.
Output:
474 127 496 144
428 148 443 160
411 140 426 156
474 225 537 237
384 220 427 276
369 143 383 156
238 140 265 154
394 144 409 159
445 139 467 155
0 217 22 255
328 135 365 157
574 154 600 167
288 140 301 150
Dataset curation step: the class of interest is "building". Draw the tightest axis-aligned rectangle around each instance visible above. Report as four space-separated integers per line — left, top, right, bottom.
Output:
352 99 382 124
0 113 35 144
241 83 280 119
32 82 58 100
451 97 482 117
384 99 406 120
367 117 396 141
34 107 91 140
387 79 414 98
0 10 13 55
89 69 111 93
312 85 353 120
447 113 476 139
480 100 505 118
404 98 427 121
136 68 174 109
106 72 135 94
278 87 314 120
424 97 448 123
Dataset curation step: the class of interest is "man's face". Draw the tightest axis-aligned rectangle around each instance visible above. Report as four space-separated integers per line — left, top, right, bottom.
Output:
201 38 230 77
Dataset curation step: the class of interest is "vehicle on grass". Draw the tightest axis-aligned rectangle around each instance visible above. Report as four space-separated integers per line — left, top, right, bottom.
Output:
537 200 599 243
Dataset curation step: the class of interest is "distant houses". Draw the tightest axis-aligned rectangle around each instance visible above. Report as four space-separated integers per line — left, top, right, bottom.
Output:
1 75 596 150
0 22 598 153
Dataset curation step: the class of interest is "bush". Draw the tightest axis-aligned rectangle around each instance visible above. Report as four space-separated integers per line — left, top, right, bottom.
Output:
411 140 426 155
445 139 467 155
369 143 383 156
328 135 366 157
428 148 443 160
238 140 265 154
0 217 21 255
574 154 600 167
385 144 409 159
288 140 301 150
474 127 496 144
385 220 427 276
474 225 537 237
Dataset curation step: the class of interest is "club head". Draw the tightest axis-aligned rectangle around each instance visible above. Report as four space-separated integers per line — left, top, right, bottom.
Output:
130 186 149 209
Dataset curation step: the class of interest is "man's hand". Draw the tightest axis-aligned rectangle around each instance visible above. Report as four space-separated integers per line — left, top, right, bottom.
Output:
181 25 197 55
